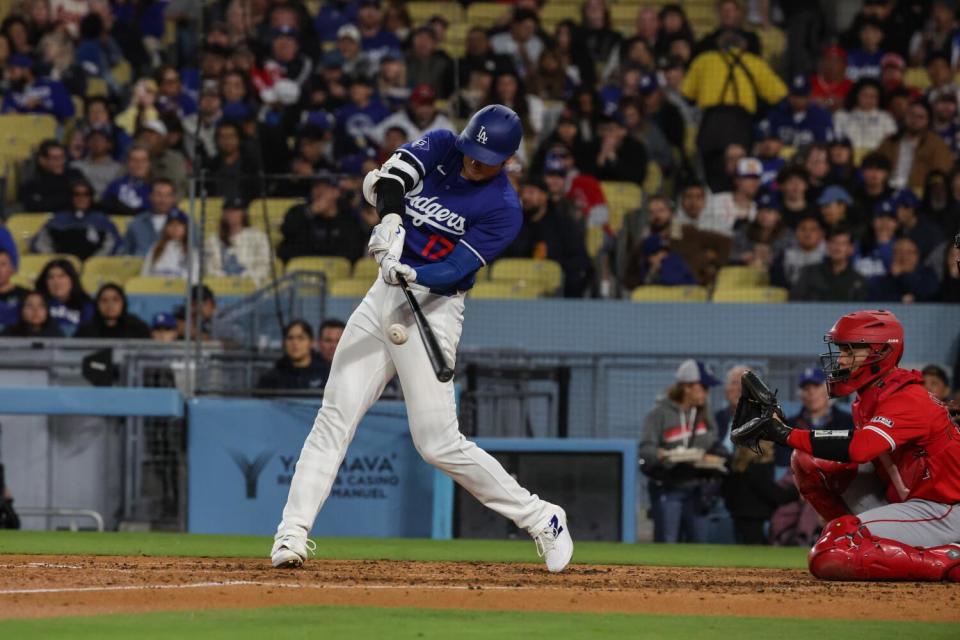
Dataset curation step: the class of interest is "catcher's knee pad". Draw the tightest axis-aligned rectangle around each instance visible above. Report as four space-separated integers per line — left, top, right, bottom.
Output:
809 515 960 581
790 450 857 521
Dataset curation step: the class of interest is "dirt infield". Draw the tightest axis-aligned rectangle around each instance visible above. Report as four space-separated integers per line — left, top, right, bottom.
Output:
0 555 957 622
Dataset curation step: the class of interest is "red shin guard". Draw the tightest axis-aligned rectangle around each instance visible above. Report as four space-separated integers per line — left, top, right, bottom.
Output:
790 450 857 521
809 515 960 581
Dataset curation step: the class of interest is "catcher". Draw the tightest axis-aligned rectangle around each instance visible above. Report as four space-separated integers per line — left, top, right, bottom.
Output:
731 309 960 581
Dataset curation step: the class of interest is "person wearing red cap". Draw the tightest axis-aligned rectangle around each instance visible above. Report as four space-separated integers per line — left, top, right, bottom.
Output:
879 52 920 99
370 83 455 148
732 310 960 581
810 45 853 113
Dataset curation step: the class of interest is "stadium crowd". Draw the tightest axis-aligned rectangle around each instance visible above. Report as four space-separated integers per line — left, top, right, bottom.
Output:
0 0 957 542
0 0 956 312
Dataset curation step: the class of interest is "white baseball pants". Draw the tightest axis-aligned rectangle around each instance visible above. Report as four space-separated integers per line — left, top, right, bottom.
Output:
276 277 556 538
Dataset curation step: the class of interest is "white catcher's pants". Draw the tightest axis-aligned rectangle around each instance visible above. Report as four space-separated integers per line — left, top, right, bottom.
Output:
276 278 556 538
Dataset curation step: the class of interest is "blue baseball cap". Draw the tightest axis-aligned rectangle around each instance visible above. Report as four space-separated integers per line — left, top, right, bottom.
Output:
798 366 826 386
894 189 919 209
789 74 811 96
676 359 720 388
152 312 176 330
874 198 897 219
817 185 852 206
755 121 780 141
639 73 660 95
756 190 781 210
167 211 190 226
271 25 299 39
544 150 569 176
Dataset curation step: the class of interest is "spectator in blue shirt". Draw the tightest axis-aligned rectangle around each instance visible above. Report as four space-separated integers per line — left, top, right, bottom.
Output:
75 12 122 95
0 223 18 270
760 74 835 147
356 0 401 65
1 53 74 121
0 250 28 332
32 178 121 260
333 75 390 156
313 0 358 44
753 125 786 187
155 65 197 118
846 17 885 82
123 179 181 257
624 234 696 289
101 146 153 215
868 237 940 302
893 189 943 260
35 258 93 337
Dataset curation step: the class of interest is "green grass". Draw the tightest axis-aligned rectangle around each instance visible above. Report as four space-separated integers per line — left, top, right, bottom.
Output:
1 606 954 640
0 531 807 569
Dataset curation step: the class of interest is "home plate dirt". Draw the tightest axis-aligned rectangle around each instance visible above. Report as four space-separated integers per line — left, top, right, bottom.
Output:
0 556 957 622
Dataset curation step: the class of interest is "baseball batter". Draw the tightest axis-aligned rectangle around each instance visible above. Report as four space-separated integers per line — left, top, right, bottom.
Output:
732 310 960 581
270 105 573 572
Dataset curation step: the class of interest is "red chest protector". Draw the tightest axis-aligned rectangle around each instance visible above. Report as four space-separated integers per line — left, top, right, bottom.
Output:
853 369 960 504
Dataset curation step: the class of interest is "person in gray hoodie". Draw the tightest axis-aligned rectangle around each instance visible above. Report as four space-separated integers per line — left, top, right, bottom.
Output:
640 359 725 543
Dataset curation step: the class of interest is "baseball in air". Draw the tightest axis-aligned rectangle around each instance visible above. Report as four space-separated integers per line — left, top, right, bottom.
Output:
387 324 408 345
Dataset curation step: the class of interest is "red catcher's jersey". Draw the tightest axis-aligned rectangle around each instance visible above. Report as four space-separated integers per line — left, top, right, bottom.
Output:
852 368 960 504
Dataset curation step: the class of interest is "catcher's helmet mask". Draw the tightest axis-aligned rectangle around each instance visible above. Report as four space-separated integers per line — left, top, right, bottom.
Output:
819 310 904 397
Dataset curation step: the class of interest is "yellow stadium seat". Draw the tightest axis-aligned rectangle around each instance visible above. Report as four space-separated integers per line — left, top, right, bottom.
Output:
540 3 579 29
489 258 563 296
630 285 709 302
82 256 144 293
586 225 605 258
10 273 33 289
469 280 538 299
0 113 57 146
712 286 789 303
610 5 637 34
600 181 643 232
904 67 931 90
407 1 462 23
180 197 224 230
285 256 352 281
204 276 257 297
715 265 770 290
111 215 132 237
353 258 380 280
328 278 373 297
6 213 51 254
466 2 510 27
112 61 132 86
85 77 109 98
123 276 187 295
642 162 663 196
755 26 786 66
19 254 82 284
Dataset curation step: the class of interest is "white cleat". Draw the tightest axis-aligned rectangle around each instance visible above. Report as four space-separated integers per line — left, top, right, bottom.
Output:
271 534 316 568
532 511 573 573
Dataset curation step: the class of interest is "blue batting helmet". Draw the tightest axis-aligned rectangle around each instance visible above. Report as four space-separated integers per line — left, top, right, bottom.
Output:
455 104 522 166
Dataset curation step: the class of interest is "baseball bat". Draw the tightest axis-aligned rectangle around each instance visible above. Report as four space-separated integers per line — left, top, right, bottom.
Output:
396 275 455 383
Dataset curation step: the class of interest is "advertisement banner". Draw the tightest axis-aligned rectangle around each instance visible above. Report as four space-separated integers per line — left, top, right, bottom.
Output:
187 398 434 537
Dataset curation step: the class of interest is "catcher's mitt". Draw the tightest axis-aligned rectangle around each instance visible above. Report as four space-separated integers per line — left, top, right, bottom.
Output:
730 371 790 452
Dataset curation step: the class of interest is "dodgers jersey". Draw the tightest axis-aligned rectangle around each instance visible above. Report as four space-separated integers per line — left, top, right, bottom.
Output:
393 129 522 293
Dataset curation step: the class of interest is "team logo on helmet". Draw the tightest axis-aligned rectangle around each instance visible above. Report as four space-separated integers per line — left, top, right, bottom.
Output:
476 126 488 145
413 136 430 150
